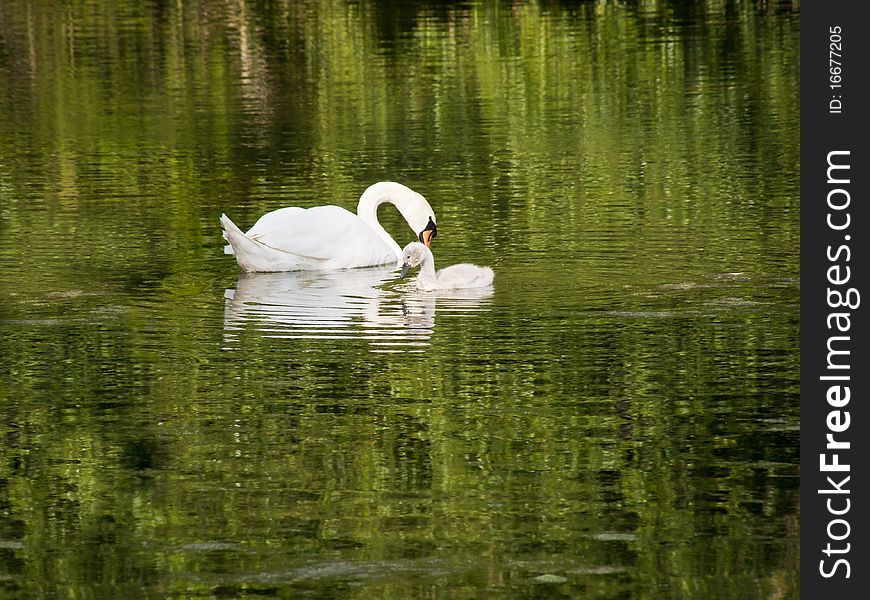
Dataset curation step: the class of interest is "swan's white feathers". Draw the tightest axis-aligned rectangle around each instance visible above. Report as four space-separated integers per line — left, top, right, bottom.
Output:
400 242 494 290
246 206 391 262
436 264 495 289
221 182 432 272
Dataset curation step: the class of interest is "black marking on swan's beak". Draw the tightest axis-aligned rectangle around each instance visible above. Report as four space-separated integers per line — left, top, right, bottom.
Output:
400 263 411 278
418 217 437 247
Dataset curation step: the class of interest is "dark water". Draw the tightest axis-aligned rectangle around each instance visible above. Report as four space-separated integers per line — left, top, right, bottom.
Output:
0 1 799 597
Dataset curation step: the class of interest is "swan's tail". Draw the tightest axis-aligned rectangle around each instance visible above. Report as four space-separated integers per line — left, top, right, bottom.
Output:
220 214 266 271
220 213 244 256
220 213 303 272
221 221 231 252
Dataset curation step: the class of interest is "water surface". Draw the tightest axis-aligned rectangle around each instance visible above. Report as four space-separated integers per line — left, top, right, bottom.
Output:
0 1 799 597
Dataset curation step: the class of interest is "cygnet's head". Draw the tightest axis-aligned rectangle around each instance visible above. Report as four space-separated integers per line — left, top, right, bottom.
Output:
400 242 429 278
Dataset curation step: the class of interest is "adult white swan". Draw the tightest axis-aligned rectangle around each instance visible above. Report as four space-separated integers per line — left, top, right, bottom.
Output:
220 182 437 272
399 242 494 291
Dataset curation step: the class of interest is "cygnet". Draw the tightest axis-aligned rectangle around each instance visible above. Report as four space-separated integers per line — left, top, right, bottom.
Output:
400 242 494 291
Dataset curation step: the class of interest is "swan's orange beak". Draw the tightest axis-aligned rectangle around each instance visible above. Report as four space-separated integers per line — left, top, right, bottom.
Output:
418 217 437 247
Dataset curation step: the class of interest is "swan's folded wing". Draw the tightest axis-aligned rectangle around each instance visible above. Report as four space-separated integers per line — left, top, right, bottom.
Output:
245 205 384 260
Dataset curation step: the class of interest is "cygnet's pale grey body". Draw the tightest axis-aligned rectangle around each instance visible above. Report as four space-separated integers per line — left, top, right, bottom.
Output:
400 242 494 291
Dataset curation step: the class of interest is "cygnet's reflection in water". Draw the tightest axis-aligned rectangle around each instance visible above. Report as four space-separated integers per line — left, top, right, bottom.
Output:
223 267 492 352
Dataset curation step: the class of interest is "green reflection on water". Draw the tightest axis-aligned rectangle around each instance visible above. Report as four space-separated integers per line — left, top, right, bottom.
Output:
0 0 798 597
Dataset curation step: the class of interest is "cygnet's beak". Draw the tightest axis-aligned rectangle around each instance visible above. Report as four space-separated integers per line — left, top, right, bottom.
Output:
418 217 437 248
400 263 411 278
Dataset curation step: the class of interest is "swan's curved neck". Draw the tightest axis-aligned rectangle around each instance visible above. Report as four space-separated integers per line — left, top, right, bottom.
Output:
416 246 438 288
356 183 422 261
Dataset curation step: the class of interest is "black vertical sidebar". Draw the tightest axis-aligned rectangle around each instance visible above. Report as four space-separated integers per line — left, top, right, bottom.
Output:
801 2 869 597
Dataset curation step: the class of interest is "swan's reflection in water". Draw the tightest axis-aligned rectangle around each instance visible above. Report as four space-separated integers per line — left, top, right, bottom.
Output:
223 268 493 352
